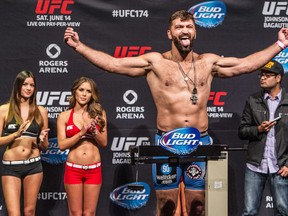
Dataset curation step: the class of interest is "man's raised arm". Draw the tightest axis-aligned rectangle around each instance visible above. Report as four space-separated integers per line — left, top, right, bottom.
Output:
213 28 288 77
64 27 152 77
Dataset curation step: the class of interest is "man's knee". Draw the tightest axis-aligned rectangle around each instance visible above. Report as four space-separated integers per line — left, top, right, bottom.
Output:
159 200 176 216
189 200 204 216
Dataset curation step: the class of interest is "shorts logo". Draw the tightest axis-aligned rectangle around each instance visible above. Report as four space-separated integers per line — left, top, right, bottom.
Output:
186 164 202 179
159 127 200 155
161 164 172 175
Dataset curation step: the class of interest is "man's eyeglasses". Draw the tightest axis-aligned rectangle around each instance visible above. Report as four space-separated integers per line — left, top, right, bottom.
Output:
258 72 277 79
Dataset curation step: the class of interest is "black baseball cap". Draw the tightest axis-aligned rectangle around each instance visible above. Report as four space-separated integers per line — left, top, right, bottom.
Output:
261 60 284 77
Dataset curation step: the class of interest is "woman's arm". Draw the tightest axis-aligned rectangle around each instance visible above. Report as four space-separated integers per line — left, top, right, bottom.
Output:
0 104 29 146
38 106 50 151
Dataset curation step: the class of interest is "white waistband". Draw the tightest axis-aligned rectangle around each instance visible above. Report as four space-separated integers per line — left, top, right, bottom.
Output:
2 156 41 165
66 161 101 170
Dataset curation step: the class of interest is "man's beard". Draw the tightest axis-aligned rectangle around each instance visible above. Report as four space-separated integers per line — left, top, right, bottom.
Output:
172 35 193 55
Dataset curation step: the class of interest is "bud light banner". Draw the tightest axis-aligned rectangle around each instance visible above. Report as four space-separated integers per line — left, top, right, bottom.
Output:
273 49 288 74
41 137 69 164
110 182 150 210
188 1 226 28
159 127 200 155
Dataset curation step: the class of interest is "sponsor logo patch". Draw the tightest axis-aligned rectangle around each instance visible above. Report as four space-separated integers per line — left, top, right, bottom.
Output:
159 127 200 155
186 164 202 180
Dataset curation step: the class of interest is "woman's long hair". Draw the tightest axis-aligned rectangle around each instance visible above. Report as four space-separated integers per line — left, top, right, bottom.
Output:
69 77 105 131
7 70 43 127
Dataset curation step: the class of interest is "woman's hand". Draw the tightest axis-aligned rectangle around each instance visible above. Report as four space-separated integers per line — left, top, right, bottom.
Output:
90 119 99 137
80 113 99 138
39 128 50 142
14 120 30 138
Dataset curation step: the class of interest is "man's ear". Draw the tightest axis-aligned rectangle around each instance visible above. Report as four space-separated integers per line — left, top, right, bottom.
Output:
167 30 172 40
194 32 197 39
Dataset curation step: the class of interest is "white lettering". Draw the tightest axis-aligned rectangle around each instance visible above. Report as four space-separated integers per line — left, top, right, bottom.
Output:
37 91 71 106
263 2 288 15
111 137 149 151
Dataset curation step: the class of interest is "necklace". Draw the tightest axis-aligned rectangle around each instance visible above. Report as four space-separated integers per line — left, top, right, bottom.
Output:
176 53 198 104
179 61 192 81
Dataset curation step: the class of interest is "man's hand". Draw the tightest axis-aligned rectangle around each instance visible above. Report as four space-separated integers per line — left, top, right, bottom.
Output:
278 166 288 177
278 28 288 46
64 27 80 49
257 120 276 133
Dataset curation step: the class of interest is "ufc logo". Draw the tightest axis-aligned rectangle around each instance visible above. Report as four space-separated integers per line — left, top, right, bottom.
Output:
35 0 74 15
263 1 288 15
208 91 227 106
114 46 152 58
111 137 150 151
37 91 71 106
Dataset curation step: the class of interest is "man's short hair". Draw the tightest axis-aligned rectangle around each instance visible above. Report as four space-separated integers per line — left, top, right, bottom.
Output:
168 10 195 29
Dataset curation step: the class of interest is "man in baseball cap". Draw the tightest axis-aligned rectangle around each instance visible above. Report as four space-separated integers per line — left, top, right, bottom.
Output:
239 58 288 216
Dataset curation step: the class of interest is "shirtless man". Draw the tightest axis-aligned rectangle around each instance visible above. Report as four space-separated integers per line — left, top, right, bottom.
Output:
64 10 288 216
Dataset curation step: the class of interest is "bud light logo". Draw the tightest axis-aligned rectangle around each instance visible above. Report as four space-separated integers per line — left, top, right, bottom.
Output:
188 1 226 28
41 137 69 164
274 49 288 74
159 127 200 155
110 182 150 210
